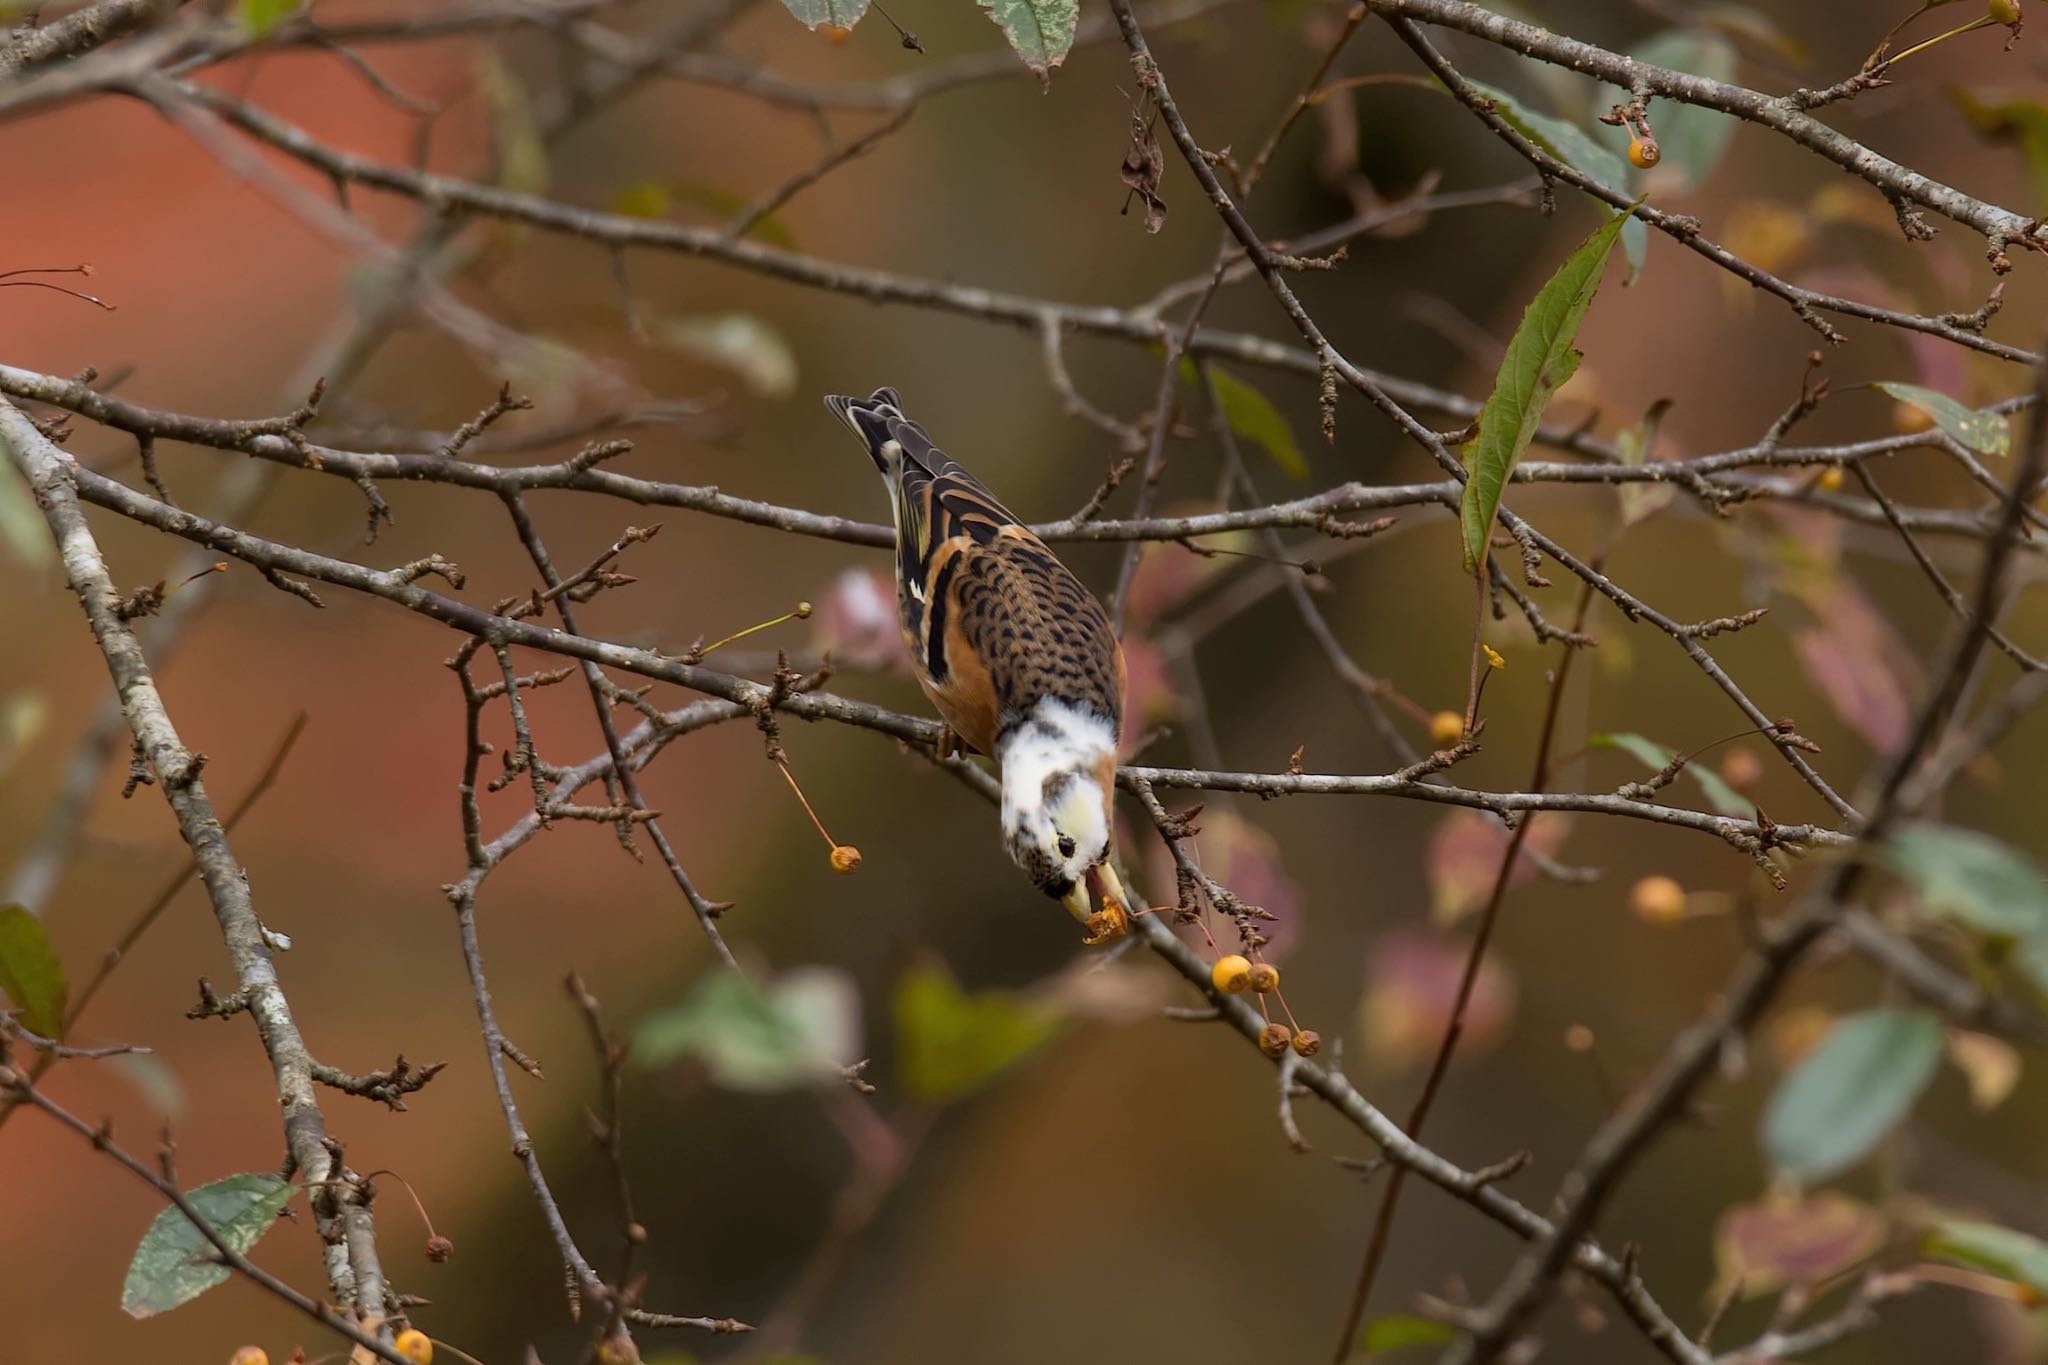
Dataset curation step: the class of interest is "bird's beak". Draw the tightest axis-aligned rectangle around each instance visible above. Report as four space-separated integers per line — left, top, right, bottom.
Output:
1061 878 1094 926
1077 862 1130 944
1090 861 1128 917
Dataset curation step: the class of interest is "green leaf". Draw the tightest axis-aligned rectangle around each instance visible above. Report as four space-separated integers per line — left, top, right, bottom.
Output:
1693 4 1808 64
0 460 53 570
1601 32 1738 191
1926 1220 2048 1296
1951 89 2048 215
478 54 548 197
1873 382 2010 458
234 0 296 37
0 904 67 1039
1463 80 1647 278
1588 732 1750 817
1360 1314 1458 1353
110 1051 187 1121
0 692 47 780
978 0 1079 84
121 1173 297 1318
1614 399 1674 528
1762 1008 1943 1183
655 314 799 398
2021 936 2048 1001
779 0 871 30
633 181 800 251
1886 823 2048 941
1182 360 1308 479
1458 207 1631 574
634 967 859 1092
893 962 1061 1103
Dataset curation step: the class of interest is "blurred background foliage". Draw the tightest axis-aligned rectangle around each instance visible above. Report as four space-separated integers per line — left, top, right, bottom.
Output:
4 0 2048 1361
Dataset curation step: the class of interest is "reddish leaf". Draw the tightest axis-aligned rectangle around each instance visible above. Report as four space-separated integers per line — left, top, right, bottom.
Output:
811 568 906 672
1712 1190 1886 1302
1426 808 1570 926
1358 927 1516 1070
1120 526 1247 628
1789 575 1919 752
1119 636 1177 758
1145 810 1304 960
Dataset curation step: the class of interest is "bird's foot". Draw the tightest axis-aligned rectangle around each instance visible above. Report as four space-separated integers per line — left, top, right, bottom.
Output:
934 724 965 761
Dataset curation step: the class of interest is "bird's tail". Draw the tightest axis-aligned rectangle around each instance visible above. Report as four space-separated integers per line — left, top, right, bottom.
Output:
823 387 907 472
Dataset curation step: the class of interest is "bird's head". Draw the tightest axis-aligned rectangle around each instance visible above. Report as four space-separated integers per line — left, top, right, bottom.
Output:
1001 744 1126 927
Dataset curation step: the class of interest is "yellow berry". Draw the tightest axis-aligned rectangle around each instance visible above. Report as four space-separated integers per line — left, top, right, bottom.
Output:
394 1329 434 1365
1428 710 1464 747
1248 961 1281 993
1990 0 2022 24
1258 1022 1292 1057
1815 466 1844 493
229 1349 268 1365
1290 1028 1322 1057
829 844 862 874
1211 954 1253 994
1627 137 1661 169
596 1335 641 1365
1628 874 1688 925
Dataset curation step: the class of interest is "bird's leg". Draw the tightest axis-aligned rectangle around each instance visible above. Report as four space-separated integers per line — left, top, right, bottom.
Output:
934 723 964 761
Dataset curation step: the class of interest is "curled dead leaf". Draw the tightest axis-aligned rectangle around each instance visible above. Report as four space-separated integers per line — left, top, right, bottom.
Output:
1120 106 1167 234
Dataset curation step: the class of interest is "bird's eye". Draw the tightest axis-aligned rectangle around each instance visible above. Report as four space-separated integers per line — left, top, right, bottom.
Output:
1056 833 1077 859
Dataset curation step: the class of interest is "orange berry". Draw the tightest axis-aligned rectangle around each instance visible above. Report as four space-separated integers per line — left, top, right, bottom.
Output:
1211 954 1253 994
1627 137 1661 169
1893 401 1935 435
229 1349 268 1365
1720 747 1763 792
821 23 855 43
1290 1028 1322 1057
1428 711 1464 747
394 1330 433 1365
1258 1022 1293 1057
1248 961 1281 993
1563 1023 1596 1052
1815 466 1844 493
829 844 862 874
1771 1005 1835 1069
596 1335 641 1365
1628 875 1688 925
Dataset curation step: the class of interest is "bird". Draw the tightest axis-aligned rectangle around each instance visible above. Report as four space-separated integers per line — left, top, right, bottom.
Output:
824 387 1132 942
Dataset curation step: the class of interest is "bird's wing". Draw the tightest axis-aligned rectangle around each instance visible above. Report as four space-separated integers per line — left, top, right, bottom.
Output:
825 389 1123 746
930 524 1125 743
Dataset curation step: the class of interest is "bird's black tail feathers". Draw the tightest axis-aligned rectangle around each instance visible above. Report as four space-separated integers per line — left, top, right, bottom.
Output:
823 387 907 471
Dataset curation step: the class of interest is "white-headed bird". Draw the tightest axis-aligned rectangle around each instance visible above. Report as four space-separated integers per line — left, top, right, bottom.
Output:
825 387 1131 942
